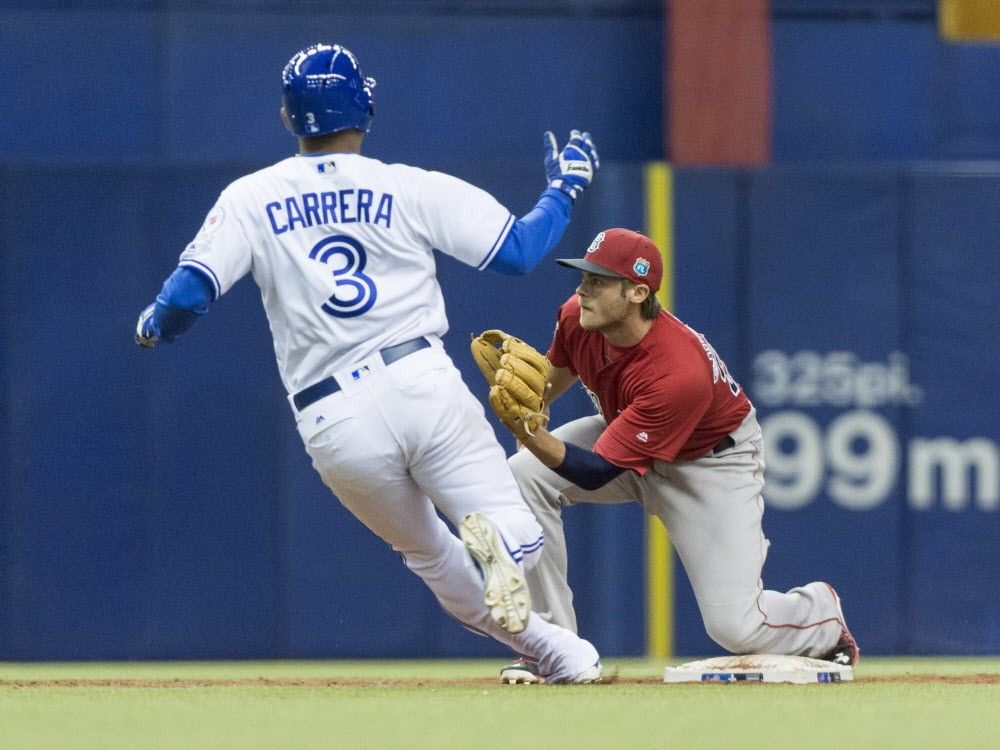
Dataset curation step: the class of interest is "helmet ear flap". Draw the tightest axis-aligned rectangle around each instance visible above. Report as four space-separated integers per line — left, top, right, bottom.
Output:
362 77 376 125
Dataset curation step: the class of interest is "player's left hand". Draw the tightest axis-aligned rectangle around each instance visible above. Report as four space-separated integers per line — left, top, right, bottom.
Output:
489 383 549 442
544 130 599 202
471 329 551 440
135 304 160 348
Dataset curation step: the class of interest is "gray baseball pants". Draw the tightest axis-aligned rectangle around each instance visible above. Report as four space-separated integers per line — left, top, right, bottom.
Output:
508 408 846 657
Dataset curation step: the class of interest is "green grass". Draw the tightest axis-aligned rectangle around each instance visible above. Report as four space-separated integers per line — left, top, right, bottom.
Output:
0 658 997 750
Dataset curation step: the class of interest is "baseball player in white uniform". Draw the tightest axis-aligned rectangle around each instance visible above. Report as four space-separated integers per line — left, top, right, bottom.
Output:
134 44 603 683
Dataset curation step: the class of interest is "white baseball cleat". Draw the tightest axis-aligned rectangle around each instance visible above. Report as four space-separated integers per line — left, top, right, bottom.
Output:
500 656 603 685
546 660 603 685
561 661 603 684
460 512 530 634
536 632 603 684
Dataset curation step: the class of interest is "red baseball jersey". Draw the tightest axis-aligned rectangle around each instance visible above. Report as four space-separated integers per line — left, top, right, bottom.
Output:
547 296 751 473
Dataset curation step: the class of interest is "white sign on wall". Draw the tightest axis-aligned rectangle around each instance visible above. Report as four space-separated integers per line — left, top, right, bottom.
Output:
753 350 999 512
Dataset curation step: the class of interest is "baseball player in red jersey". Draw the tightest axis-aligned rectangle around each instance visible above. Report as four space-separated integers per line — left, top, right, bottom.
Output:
494 228 859 684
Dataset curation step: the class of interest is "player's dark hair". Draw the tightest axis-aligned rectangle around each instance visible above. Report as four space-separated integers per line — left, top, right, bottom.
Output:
621 280 662 320
639 294 662 320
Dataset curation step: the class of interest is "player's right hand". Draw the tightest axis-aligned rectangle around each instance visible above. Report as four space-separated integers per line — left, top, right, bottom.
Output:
135 303 160 348
544 130 599 202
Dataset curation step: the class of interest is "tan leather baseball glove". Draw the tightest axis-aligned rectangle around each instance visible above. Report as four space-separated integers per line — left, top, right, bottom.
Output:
470 329 550 439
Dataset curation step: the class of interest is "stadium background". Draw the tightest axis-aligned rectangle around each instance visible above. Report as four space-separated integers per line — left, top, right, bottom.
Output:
0 0 997 662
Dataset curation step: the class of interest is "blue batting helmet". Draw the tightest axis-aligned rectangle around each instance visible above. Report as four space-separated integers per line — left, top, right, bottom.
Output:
281 44 376 137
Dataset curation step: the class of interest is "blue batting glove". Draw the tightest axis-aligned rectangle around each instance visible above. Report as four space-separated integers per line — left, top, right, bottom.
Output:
135 303 160 348
544 130 599 202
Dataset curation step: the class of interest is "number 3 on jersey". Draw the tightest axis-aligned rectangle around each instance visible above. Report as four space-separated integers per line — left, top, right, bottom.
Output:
308 235 378 318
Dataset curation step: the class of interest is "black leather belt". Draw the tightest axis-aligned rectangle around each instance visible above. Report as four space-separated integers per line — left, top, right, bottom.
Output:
293 337 432 411
712 434 736 455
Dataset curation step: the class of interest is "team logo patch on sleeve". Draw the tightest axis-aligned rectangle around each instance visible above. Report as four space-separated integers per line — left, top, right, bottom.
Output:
633 258 650 277
202 206 225 234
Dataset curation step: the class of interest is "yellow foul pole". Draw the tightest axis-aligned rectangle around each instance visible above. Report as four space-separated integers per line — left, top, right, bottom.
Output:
643 161 673 659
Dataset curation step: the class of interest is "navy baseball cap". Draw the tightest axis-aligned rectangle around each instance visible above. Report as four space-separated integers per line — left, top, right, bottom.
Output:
556 228 662 292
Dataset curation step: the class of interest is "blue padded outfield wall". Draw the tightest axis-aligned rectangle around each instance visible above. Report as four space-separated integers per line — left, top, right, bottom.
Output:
1 1 999 659
1 161 998 659
672 165 1000 656
7 1 1000 167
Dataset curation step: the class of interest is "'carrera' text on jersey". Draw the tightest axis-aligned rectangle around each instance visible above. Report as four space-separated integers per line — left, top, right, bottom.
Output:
266 189 393 234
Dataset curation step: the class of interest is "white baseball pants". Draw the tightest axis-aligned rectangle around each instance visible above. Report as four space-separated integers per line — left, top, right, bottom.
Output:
293 340 597 677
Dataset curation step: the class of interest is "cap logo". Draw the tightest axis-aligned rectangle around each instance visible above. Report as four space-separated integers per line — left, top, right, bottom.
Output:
586 232 606 254
633 258 650 277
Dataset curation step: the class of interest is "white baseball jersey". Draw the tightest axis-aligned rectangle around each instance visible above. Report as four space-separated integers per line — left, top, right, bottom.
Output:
178 152 515 394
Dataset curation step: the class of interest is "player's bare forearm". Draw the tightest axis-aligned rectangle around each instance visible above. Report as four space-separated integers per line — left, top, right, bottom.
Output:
519 427 567 469
513 365 576 454
546 364 577 404
520 427 626 490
